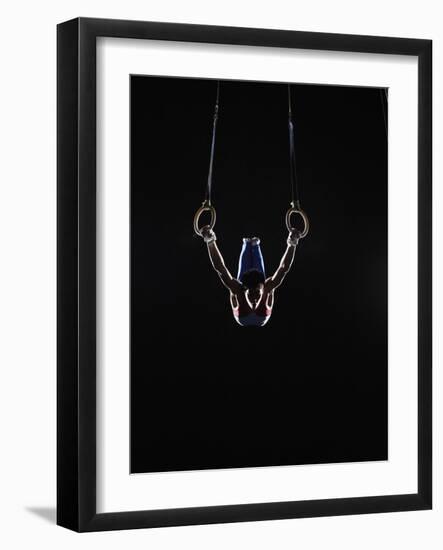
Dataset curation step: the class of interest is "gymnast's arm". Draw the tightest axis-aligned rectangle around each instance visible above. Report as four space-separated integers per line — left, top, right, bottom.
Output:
267 231 300 290
201 226 241 293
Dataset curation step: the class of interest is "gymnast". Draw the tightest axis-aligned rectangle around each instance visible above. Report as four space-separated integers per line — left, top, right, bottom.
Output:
200 226 300 327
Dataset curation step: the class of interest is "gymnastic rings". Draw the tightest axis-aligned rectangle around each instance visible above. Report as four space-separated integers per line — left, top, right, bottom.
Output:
285 204 309 238
193 201 217 237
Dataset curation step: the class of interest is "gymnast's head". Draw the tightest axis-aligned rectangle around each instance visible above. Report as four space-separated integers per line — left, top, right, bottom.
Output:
241 269 265 304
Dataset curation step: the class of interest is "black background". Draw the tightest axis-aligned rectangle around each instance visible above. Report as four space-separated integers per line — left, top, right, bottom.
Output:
130 75 387 473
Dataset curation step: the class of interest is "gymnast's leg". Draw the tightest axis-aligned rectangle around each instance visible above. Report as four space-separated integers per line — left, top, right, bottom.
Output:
249 237 266 277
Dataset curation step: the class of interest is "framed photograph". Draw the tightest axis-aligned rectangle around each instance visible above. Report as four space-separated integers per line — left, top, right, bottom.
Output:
57 17 432 532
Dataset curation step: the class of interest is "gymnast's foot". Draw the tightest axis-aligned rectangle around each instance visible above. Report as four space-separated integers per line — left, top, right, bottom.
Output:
242 237 261 245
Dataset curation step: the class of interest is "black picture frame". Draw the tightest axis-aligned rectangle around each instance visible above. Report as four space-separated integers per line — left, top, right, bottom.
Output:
57 17 432 532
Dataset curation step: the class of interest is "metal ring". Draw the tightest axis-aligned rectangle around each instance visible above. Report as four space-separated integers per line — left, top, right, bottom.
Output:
285 207 309 238
193 204 216 236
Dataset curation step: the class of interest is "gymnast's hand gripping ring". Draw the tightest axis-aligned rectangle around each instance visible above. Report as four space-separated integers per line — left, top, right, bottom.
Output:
194 201 217 237
285 203 309 239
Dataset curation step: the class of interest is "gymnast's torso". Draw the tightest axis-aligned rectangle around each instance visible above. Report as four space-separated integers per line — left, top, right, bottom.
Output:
230 280 274 327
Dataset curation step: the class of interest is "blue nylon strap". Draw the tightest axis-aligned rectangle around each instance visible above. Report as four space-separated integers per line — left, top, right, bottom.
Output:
205 81 220 204
288 84 300 208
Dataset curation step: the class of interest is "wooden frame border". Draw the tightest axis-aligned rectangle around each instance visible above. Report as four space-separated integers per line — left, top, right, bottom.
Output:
57 17 432 531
